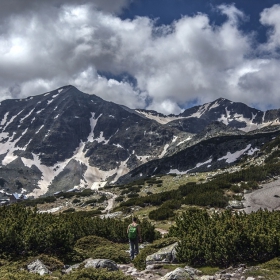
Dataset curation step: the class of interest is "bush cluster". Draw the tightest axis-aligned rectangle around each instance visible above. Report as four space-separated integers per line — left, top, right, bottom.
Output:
0 205 156 258
169 208 280 267
149 199 181 220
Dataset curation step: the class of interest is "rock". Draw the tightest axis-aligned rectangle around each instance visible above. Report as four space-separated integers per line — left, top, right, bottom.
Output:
63 263 81 274
118 264 161 280
228 200 244 209
83 258 118 271
160 267 191 280
184 265 202 276
146 242 178 266
27 259 51 276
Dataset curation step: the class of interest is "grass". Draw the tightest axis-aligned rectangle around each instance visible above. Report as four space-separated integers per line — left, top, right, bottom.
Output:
197 266 220 275
244 267 280 280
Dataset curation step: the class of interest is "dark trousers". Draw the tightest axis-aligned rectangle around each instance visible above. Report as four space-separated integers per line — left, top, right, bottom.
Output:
129 238 139 260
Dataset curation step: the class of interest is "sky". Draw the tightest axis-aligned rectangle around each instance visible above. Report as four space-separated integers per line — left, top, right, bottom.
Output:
1 0 280 115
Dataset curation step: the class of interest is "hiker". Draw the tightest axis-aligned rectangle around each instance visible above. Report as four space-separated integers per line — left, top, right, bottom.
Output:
127 217 142 260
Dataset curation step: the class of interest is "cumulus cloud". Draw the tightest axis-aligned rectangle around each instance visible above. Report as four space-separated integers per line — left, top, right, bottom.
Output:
0 1 280 114
260 4 280 52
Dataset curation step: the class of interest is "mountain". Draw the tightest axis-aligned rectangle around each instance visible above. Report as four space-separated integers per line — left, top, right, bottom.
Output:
0 85 280 197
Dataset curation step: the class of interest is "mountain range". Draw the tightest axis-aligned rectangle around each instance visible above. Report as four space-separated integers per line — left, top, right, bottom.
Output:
0 85 280 197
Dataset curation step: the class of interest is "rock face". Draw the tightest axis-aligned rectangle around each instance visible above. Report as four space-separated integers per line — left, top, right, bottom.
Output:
146 243 178 266
1 85 280 196
118 130 280 184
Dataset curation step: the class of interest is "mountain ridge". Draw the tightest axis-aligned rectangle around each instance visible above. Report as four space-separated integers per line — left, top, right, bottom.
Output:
0 85 280 197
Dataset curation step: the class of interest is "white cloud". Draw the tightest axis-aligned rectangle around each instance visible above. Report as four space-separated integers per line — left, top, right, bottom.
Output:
0 2 280 114
260 4 280 52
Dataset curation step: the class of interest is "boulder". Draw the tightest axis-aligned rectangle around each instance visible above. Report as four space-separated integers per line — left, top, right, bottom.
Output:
184 265 202 277
146 242 178 266
160 267 191 280
27 259 51 276
84 258 119 271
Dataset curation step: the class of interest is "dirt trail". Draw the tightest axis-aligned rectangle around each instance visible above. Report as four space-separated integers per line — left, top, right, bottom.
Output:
243 178 280 213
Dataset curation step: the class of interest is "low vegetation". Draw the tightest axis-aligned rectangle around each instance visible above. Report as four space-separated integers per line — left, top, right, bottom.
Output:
169 208 280 267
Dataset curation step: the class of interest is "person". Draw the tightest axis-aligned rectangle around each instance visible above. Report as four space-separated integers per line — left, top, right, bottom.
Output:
127 217 142 260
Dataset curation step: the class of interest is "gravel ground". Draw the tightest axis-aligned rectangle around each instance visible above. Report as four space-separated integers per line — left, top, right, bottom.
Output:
243 178 280 213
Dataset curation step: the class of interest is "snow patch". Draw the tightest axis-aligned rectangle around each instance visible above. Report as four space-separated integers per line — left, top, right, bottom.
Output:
135 110 183 124
113 143 124 149
172 136 178 143
1 112 9 126
188 103 210 118
218 145 252 163
195 158 212 168
208 101 220 110
3 110 23 131
39 206 63 213
177 137 192 146
87 113 102 142
36 109 44 114
91 182 107 190
36 125 44 134
20 108 35 124
1 130 28 165
159 144 169 158
169 169 188 175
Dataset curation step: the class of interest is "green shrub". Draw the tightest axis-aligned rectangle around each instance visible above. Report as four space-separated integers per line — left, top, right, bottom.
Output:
84 199 97 205
63 208 75 213
88 245 130 264
260 257 280 270
115 196 124 202
75 236 113 252
149 207 175 220
74 236 130 264
127 193 139 198
25 254 64 271
76 189 95 197
169 208 280 267
133 246 158 270
72 199 81 204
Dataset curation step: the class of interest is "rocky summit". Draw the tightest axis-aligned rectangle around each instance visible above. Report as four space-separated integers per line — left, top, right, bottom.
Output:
0 85 280 197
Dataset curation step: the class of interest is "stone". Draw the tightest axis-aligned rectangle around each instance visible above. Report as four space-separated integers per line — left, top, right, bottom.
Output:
160 267 191 280
146 242 178 266
27 259 51 276
63 263 80 274
184 265 202 276
83 258 119 271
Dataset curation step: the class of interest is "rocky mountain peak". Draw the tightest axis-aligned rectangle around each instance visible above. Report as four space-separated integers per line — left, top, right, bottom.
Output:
0 86 280 197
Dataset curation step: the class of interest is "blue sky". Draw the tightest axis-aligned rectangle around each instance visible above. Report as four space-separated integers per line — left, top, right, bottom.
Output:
123 0 274 42
0 0 280 114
